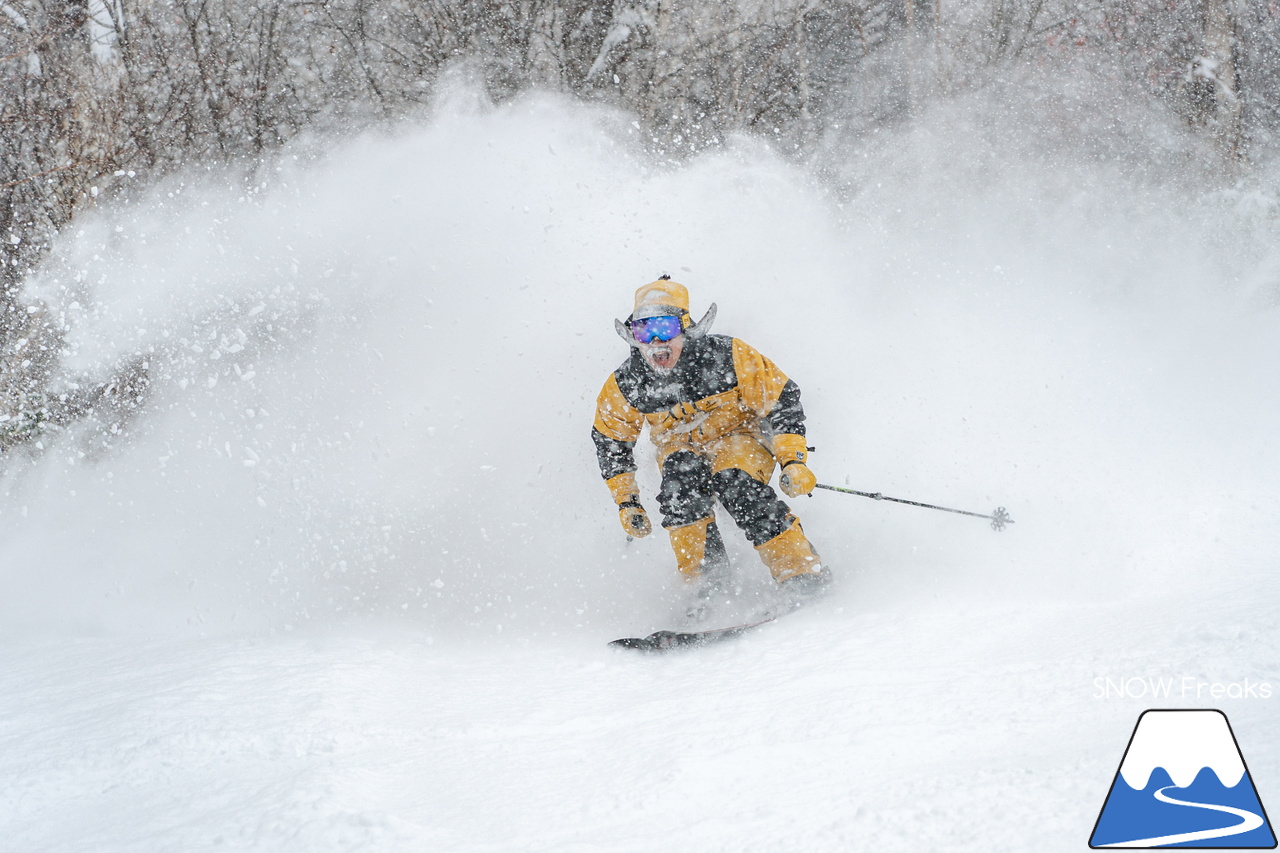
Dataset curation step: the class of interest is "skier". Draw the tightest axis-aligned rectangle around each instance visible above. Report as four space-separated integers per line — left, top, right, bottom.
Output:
592 276 831 615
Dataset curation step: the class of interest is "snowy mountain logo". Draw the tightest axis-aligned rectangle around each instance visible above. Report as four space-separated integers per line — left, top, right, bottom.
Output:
1090 709 1276 848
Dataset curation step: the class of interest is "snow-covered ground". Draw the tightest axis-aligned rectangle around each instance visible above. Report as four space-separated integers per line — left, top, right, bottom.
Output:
2 78 1278 851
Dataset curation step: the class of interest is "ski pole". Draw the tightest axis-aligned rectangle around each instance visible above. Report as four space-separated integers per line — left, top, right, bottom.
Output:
814 483 1014 532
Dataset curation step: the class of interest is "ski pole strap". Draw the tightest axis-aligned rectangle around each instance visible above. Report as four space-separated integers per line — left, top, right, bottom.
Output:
813 483 1014 532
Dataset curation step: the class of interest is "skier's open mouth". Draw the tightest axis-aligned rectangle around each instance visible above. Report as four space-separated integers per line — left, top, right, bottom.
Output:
648 345 674 367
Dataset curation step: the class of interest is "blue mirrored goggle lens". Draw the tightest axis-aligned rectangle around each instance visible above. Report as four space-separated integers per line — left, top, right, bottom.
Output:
631 315 684 343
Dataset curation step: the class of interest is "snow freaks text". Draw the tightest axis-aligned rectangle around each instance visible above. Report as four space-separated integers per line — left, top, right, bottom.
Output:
1093 677 1274 701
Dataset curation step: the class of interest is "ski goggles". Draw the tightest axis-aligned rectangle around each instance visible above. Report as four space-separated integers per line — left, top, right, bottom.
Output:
630 315 684 344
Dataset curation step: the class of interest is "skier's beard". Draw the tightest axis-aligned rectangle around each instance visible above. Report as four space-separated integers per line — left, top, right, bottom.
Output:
640 335 683 374
643 344 677 374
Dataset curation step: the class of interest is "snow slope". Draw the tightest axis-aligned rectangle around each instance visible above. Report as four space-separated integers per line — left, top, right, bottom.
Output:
2 73 1279 851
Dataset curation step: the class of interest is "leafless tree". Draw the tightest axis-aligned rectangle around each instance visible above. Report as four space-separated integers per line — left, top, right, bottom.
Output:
2 0 1278 455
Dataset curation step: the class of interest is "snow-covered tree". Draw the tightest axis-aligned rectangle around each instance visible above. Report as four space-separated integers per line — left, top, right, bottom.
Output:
2 0 1279 456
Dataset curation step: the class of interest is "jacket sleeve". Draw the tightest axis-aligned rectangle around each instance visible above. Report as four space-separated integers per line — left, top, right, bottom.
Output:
731 338 806 436
592 372 644 480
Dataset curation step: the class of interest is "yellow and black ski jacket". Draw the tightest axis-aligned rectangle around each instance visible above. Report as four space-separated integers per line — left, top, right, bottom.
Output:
591 334 806 480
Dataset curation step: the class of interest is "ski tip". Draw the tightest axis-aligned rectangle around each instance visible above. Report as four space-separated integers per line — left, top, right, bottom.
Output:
608 618 779 652
609 630 690 652
608 636 657 651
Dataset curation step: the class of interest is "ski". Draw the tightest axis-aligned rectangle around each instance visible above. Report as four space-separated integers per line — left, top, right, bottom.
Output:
609 570 832 652
609 612 780 652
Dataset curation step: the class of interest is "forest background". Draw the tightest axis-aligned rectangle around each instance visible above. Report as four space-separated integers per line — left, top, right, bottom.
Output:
1 0 1278 448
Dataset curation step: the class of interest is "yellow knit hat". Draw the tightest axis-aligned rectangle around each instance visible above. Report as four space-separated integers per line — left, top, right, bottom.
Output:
630 277 689 320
